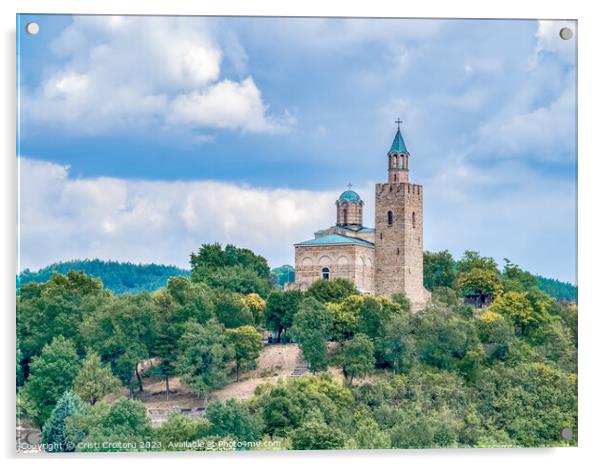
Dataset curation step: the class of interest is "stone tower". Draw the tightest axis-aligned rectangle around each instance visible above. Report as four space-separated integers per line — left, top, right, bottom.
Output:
374 122 430 309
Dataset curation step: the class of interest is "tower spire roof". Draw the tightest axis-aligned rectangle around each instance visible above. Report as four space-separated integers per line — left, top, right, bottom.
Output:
389 119 408 153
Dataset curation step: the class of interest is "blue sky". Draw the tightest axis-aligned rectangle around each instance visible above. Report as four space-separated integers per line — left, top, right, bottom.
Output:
17 15 577 283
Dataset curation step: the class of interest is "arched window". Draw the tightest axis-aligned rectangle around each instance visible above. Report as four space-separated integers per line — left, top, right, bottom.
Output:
412 212 416 228
343 209 348 224
387 210 393 225
321 267 330 280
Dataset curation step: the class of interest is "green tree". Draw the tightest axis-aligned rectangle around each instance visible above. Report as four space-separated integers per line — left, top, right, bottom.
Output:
152 278 214 399
477 362 577 446
242 293 266 326
80 293 157 397
349 414 391 449
17 271 108 375
73 352 121 405
16 345 25 388
414 308 483 379
341 334 375 384
41 390 84 452
190 243 271 297
290 414 346 450
457 250 499 274
381 314 415 373
423 250 456 290
265 290 303 342
477 310 516 362
292 297 333 373
252 376 353 437
356 296 404 365
20 336 80 427
176 319 234 402
329 295 363 341
306 278 358 304
214 291 254 328
156 413 211 450
501 260 539 293
457 268 503 306
391 292 411 313
226 325 263 381
206 399 264 443
489 290 550 336
65 398 153 451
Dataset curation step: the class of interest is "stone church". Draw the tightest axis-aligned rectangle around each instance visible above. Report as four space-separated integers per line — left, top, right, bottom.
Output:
293 124 430 309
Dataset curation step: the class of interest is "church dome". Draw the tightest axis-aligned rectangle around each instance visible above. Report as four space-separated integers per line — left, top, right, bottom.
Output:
337 190 362 203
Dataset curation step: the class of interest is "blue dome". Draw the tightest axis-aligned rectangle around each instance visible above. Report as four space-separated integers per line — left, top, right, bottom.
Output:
338 190 362 203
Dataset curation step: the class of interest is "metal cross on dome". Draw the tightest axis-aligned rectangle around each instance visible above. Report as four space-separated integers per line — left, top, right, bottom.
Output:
347 183 353 189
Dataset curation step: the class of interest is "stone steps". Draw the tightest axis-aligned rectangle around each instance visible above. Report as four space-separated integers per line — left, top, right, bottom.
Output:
290 356 309 377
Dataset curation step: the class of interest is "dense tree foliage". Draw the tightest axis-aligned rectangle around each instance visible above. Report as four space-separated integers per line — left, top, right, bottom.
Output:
292 297 333 373
20 336 80 427
73 352 121 405
190 243 271 297
175 319 234 401
18 259 190 294
306 278 358 304
423 250 456 291
17 271 108 376
226 326 263 381
264 290 302 342
340 334 375 384
41 390 84 452
205 399 264 443
80 293 157 395
16 245 577 451
65 398 153 451
535 275 578 302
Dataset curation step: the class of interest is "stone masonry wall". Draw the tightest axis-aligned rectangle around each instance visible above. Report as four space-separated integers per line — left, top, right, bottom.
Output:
294 243 375 293
374 182 430 309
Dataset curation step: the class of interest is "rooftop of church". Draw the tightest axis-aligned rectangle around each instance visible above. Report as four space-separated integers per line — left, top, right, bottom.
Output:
294 233 375 248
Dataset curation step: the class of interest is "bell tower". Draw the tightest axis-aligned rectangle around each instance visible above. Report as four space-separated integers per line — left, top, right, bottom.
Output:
388 118 410 184
374 120 430 309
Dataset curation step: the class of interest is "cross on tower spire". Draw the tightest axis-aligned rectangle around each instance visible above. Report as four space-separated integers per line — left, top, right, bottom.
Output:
395 118 403 131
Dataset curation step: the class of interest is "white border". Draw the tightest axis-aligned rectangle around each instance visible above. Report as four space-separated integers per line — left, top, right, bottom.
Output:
3 1 601 466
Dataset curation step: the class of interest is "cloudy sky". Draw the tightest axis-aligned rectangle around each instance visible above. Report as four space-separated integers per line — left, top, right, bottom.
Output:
17 15 577 283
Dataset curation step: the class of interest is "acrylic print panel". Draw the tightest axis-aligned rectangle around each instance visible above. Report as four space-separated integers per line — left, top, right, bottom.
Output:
16 14 577 453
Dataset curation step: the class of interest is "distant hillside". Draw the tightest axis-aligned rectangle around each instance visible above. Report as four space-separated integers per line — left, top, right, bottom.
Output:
17 259 191 294
535 275 578 302
271 264 295 288
18 259 577 302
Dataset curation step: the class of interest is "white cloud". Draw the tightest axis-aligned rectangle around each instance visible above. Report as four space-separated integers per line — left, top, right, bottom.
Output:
17 157 338 272
474 75 576 162
535 20 576 63
22 16 287 134
169 78 277 132
17 156 575 283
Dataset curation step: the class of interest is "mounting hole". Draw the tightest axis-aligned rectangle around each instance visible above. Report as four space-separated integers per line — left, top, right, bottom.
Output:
25 22 40 35
560 428 573 440
559 27 573 40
